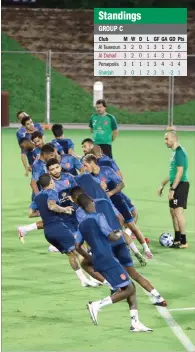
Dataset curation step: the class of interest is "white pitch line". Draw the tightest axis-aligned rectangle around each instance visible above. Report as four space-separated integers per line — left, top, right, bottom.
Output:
169 308 195 312
143 290 195 352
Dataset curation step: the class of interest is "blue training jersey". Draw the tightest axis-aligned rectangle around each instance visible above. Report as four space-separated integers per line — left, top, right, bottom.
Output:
52 138 74 154
53 172 78 226
76 198 124 247
32 189 64 225
79 213 118 271
25 148 40 167
16 123 43 144
75 173 109 200
60 154 82 176
31 159 47 182
97 155 119 172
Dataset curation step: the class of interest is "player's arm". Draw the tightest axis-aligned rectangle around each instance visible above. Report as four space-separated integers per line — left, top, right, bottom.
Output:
31 166 41 195
21 153 30 177
111 159 123 180
111 116 118 141
158 176 169 196
98 214 121 242
28 200 40 218
169 152 185 200
106 168 124 197
89 117 93 133
74 158 84 174
47 191 74 214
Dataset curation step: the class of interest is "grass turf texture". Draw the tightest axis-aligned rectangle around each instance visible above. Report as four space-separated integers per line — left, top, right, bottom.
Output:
2 129 195 352
2 33 195 126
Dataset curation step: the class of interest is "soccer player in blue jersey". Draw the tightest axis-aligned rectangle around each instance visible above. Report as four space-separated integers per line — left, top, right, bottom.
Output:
70 184 146 266
91 145 123 180
46 158 78 235
19 138 40 170
31 144 56 196
71 189 166 306
17 115 44 176
60 154 84 176
51 124 80 159
31 131 64 157
77 194 153 331
28 173 96 287
80 138 94 162
83 154 152 259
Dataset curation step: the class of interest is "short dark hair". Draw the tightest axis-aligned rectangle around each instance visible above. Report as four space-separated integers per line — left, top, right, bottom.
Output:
83 154 97 164
41 143 55 155
38 173 51 188
81 138 94 145
96 99 107 107
21 116 31 126
31 131 42 141
46 158 60 169
16 111 29 118
77 193 93 210
70 186 84 199
90 145 102 157
52 124 63 138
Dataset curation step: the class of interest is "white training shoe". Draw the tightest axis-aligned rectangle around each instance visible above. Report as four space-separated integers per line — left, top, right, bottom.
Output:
130 321 153 332
81 280 100 288
48 245 59 252
87 301 100 325
17 226 26 243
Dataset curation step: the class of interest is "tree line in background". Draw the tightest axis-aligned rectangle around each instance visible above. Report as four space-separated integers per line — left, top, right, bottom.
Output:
2 0 195 8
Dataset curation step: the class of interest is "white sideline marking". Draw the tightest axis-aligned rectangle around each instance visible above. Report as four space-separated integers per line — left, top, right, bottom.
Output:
143 290 195 352
142 226 194 234
169 308 195 312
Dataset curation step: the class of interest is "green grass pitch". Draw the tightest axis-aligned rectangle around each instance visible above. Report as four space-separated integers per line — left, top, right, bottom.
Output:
2 129 195 352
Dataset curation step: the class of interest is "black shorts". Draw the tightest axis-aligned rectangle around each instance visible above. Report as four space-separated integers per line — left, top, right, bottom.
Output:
169 182 190 209
98 144 113 158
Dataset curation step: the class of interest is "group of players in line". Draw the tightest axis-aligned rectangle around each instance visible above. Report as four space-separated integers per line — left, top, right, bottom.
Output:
16 111 167 332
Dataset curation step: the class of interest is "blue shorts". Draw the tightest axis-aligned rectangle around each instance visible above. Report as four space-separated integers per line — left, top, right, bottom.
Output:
44 222 75 254
126 198 135 212
112 243 133 267
111 194 134 224
74 230 83 244
63 219 78 235
101 264 131 290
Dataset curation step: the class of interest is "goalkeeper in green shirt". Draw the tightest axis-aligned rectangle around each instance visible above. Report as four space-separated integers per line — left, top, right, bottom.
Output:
158 131 190 249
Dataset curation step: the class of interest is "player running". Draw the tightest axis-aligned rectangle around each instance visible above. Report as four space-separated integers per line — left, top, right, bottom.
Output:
77 194 153 331
16 115 44 177
83 154 152 259
71 188 166 306
31 144 56 196
29 173 98 287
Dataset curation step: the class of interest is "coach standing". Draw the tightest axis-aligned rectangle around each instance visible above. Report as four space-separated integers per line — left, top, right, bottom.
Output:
158 131 189 249
89 99 118 158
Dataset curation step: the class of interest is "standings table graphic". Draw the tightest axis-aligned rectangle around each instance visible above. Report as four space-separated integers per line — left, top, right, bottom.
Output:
94 8 187 77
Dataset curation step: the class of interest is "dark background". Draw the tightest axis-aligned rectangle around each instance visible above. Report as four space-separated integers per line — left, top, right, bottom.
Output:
2 0 195 9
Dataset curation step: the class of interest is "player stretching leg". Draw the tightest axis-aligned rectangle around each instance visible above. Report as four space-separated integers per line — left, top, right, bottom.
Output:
83 154 152 258
77 195 153 331
74 175 146 265
72 190 166 306
21 173 99 288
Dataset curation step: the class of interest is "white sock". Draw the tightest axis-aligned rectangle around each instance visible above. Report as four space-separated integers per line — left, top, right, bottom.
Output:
125 228 132 236
130 309 139 324
142 242 150 252
75 269 89 283
23 223 37 232
150 289 160 298
98 296 112 309
129 241 139 254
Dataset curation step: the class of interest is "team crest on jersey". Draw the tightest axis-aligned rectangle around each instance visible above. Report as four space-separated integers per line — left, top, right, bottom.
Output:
101 177 107 182
120 274 126 280
64 179 70 185
65 163 70 169
103 120 108 125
